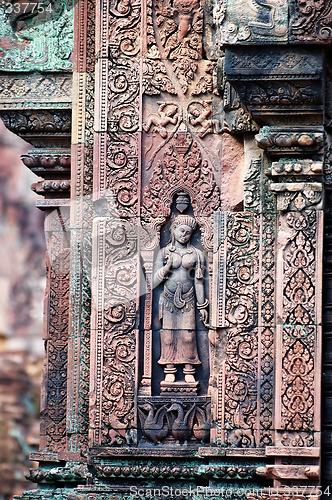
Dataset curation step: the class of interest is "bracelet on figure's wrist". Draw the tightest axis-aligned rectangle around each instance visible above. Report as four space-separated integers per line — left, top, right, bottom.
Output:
197 299 209 309
156 268 167 281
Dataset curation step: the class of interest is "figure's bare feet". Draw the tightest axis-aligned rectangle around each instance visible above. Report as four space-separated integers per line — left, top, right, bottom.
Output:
165 373 175 383
164 364 176 383
159 128 168 139
184 364 195 383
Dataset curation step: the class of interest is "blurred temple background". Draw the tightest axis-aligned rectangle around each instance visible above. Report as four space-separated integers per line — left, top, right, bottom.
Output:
0 119 45 499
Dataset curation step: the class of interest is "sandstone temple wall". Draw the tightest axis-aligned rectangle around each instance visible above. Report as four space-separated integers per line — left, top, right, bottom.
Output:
0 0 332 498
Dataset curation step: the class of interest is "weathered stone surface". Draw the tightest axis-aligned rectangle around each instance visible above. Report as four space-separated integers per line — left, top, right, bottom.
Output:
0 0 73 71
0 120 45 497
1 0 330 497
216 0 288 44
224 47 324 125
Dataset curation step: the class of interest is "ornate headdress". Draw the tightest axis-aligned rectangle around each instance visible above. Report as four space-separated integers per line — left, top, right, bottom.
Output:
169 215 196 250
170 215 196 232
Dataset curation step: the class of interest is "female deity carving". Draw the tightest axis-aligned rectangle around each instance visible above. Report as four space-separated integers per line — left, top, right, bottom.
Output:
154 215 208 385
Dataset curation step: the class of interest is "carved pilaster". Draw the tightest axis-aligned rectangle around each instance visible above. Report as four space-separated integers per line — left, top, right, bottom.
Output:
322 187 332 486
66 0 96 455
90 216 138 447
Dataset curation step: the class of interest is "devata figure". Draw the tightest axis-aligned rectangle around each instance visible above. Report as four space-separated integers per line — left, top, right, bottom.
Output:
154 215 208 385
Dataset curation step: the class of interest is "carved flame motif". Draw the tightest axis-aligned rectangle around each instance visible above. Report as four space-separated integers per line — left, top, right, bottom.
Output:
281 212 317 432
281 340 314 430
142 126 220 225
283 218 315 325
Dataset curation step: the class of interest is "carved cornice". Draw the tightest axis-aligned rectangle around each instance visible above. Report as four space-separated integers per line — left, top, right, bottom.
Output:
21 148 71 200
0 71 73 204
256 465 319 480
224 47 324 124
21 149 71 176
26 464 89 484
270 182 323 211
271 159 323 176
95 463 257 481
0 109 71 148
255 126 324 155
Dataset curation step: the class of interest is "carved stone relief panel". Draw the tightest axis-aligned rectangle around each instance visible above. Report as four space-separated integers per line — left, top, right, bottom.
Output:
216 0 288 45
224 47 324 126
9 0 322 492
275 211 323 447
289 0 332 44
7 0 329 493
89 0 247 451
211 211 275 448
65 0 96 455
41 207 70 451
0 0 73 71
90 216 138 447
0 74 72 110
216 0 332 46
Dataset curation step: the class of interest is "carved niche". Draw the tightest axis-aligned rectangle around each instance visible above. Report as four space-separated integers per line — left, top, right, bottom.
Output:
88 0 232 452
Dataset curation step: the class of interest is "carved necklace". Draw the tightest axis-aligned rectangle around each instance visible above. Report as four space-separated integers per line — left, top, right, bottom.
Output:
171 245 193 256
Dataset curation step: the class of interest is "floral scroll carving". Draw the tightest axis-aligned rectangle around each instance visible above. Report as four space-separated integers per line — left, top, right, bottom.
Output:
108 0 141 61
224 214 259 329
154 0 203 93
92 217 138 447
214 213 261 448
224 327 258 448
102 301 137 445
43 209 70 451
106 134 139 217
